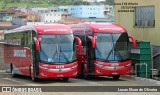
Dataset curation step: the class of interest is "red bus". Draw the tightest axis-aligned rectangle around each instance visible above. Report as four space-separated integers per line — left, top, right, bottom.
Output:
4 24 82 82
69 23 136 79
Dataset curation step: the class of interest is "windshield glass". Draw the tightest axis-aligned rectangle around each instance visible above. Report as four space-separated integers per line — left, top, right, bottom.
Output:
40 34 76 64
95 32 130 62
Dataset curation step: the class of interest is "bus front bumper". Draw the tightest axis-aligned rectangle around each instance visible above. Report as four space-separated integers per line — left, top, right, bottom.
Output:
38 63 78 78
94 65 131 76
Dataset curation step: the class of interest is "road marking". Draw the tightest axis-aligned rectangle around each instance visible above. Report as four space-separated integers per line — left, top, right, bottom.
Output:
87 82 103 86
2 77 37 86
2 77 22 83
0 70 6 73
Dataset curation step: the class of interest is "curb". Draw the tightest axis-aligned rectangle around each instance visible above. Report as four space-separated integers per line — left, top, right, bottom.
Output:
6 69 10 73
0 70 6 73
0 69 10 73
122 75 160 85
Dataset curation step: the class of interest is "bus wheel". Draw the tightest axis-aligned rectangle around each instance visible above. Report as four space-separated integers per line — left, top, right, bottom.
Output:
11 64 16 78
113 75 120 80
31 74 39 82
62 78 69 81
30 65 39 82
82 66 88 79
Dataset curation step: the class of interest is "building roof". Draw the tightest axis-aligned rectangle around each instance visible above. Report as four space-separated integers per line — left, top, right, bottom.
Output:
0 7 18 14
0 22 12 26
59 18 86 24
12 12 38 17
0 22 12 25
0 25 19 30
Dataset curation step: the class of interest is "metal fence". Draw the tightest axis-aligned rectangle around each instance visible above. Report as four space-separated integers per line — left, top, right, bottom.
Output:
152 45 160 73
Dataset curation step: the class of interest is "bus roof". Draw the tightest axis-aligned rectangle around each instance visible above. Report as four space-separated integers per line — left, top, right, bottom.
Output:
69 23 127 33
5 24 72 34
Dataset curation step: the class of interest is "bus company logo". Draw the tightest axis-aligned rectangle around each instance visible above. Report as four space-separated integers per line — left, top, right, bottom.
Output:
14 49 26 57
98 27 122 31
44 29 68 32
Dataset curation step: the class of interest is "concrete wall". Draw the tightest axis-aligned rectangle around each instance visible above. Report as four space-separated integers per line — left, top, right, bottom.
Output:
114 0 160 75
114 0 160 46
0 43 5 70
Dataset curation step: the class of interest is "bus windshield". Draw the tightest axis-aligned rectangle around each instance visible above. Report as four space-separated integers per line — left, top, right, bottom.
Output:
95 32 130 62
40 34 76 64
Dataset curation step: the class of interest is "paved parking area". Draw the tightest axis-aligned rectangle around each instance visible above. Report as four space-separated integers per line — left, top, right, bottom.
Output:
0 72 159 95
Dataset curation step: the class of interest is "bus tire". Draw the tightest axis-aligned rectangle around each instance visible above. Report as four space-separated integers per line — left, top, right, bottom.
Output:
113 75 120 80
30 67 39 82
62 77 69 81
11 64 16 78
31 74 39 82
82 65 88 79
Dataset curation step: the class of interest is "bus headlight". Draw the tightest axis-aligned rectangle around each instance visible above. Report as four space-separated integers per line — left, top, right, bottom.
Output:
125 63 131 67
39 66 49 70
95 63 103 68
71 64 78 69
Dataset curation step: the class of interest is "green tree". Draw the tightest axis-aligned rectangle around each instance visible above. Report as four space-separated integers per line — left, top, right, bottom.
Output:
73 0 90 5
105 0 114 5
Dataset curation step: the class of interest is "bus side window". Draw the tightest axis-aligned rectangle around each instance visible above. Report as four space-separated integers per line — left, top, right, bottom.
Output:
21 32 26 46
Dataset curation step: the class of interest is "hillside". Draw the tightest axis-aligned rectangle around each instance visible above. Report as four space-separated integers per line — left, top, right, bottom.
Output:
0 0 114 10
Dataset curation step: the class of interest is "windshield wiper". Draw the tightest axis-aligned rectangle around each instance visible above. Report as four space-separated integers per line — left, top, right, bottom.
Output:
114 49 123 61
59 44 69 63
51 44 59 62
105 46 114 61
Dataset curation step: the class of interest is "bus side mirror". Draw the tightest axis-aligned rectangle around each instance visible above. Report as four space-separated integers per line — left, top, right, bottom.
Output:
88 36 96 48
129 36 136 48
34 37 40 51
75 37 82 49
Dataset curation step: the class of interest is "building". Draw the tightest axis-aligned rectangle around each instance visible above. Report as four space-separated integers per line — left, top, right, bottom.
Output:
58 17 86 24
0 16 13 22
26 22 45 26
114 0 160 73
114 0 159 46
68 5 105 18
32 7 71 23
12 12 40 22
0 22 19 41
0 9 15 21
41 12 71 23
31 7 49 14
68 5 114 22
58 6 68 12
0 7 32 21
16 7 32 13
104 5 114 17
0 22 19 30
48 7 59 12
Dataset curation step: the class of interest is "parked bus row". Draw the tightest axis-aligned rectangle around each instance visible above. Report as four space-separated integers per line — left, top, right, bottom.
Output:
4 23 136 82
